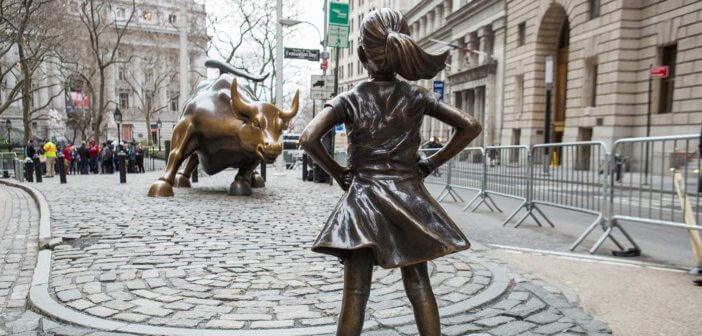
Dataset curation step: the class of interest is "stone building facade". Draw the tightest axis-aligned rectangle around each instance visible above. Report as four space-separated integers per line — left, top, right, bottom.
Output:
1 0 207 148
407 0 506 147
502 0 702 147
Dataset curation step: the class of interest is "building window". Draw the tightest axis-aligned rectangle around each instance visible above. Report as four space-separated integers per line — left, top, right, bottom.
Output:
168 14 177 24
118 66 125 80
169 91 179 112
143 10 153 22
116 8 125 19
349 63 353 78
590 0 601 19
590 63 598 107
657 44 676 114
517 22 526 46
119 90 130 109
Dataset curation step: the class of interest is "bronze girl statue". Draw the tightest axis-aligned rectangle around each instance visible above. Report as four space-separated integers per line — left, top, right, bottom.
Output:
300 8 482 336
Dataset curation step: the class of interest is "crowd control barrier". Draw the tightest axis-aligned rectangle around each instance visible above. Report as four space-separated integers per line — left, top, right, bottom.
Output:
420 134 702 264
589 134 702 258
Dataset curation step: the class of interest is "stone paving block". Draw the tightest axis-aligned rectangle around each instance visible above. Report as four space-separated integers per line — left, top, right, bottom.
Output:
443 323 482 336
113 312 150 323
489 320 537 336
66 299 94 311
84 306 118 318
206 320 246 329
532 321 574 334
220 313 272 321
56 289 82 302
148 318 200 328
474 315 516 327
526 310 562 324
132 305 173 317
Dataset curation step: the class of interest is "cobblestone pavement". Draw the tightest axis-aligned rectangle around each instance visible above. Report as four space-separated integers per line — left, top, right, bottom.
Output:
10 171 613 335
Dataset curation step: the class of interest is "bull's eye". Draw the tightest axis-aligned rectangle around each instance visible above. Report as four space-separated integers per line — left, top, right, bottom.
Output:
252 120 260 129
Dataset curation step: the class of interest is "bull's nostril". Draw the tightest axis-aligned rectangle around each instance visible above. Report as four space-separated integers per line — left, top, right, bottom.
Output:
263 142 270 147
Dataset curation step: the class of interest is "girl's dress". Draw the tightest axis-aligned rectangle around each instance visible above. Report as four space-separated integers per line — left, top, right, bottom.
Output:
312 79 470 268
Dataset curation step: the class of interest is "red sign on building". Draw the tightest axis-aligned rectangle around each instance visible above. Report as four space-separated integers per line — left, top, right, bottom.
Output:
651 66 669 78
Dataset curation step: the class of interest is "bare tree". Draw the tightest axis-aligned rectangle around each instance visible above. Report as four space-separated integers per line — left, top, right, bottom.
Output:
205 0 301 103
75 0 137 143
125 55 176 146
0 0 68 142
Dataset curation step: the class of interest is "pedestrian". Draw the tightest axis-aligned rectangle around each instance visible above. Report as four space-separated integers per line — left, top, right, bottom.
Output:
78 142 89 174
70 145 79 175
101 143 113 174
43 139 57 177
88 140 100 174
62 143 73 175
422 137 443 176
136 143 145 173
300 9 481 336
24 139 36 159
128 142 137 173
38 144 46 175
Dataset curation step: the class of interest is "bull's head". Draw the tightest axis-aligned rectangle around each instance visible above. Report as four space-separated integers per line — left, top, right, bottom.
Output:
230 79 299 163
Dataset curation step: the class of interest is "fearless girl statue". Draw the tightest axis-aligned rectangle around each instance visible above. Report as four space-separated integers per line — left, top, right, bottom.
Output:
300 8 482 336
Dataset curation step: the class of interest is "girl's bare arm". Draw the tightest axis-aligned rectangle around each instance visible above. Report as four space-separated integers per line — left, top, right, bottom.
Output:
299 107 351 189
420 103 482 174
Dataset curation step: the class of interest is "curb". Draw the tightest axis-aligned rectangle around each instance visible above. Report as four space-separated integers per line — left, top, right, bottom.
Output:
0 179 51 248
6 179 512 335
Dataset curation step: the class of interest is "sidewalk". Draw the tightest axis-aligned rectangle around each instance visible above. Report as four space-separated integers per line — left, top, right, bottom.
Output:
2 171 615 335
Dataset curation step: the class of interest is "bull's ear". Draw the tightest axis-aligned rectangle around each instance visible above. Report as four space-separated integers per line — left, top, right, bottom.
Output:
279 89 299 122
230 78 255 120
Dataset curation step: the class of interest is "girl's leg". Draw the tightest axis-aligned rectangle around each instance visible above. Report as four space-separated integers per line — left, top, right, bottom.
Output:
401 262 440 336
337 249 374 336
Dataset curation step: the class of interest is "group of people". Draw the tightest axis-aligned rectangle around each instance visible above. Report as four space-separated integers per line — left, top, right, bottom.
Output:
24 139 147 177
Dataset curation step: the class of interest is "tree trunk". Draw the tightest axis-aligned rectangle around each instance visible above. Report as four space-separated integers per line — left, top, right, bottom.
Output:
19 40 34 143
145 108 152 146
93 69 106 142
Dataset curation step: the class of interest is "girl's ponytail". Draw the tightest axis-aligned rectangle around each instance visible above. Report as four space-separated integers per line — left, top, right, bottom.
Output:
360 9 448 81
385 31 448 81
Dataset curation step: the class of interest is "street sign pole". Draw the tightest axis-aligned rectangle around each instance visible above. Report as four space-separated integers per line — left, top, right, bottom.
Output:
644 64 652 183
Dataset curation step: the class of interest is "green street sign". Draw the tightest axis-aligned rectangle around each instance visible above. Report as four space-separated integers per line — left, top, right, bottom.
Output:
329 2 349 26
327 24 349 48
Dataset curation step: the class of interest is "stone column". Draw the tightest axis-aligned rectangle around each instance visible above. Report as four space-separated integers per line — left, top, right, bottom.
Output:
492 18 506 145
474 87 485 147
477 26 493 65
436 5 444 27
420 16 427 38
465 32 479 67
427 11 434 35
443 0 452 17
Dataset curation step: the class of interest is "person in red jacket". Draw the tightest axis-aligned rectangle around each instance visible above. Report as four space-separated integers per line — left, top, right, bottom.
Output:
88 140 100 174
62 144 73 175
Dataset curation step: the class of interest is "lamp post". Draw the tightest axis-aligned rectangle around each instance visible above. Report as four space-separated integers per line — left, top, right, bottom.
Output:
114 107 126 183
114 107 122 150
5 119 11 150
544 55 554 174
157 118 162 153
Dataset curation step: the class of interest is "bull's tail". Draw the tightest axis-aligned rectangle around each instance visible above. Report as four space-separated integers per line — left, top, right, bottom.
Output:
205 59 269 83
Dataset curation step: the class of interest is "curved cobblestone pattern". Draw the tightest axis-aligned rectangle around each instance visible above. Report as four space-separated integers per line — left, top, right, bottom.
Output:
25 172 611 335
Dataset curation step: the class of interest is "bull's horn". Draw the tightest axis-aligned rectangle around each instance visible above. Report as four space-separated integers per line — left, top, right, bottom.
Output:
230 78 255 119
280 90 299 122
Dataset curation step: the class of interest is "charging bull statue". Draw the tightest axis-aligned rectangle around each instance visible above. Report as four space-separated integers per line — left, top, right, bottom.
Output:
147 60 299 197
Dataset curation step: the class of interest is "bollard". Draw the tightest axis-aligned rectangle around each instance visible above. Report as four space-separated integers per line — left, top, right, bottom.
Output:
58 153 67 184
25 158 34 182
15 158 24 182
118 151 127 183
260 162 266 181
192 166 198 183
302 153 308 181
33 155 42 183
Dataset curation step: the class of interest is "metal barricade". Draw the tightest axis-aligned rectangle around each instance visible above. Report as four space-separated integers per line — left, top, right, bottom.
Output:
467 145 530 214
0 152 17 178
419 148 452 201
590 134 701 254
442 147 485 203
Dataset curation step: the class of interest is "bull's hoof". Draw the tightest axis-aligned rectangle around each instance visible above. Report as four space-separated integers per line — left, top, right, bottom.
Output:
229 176 252 196
251 173 265 188
174 173 191 188
147 180 174 197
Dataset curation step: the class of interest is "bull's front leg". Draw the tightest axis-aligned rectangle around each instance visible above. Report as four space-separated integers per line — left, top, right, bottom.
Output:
148 120 196 197
229 160 259 196
174 154 199 188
